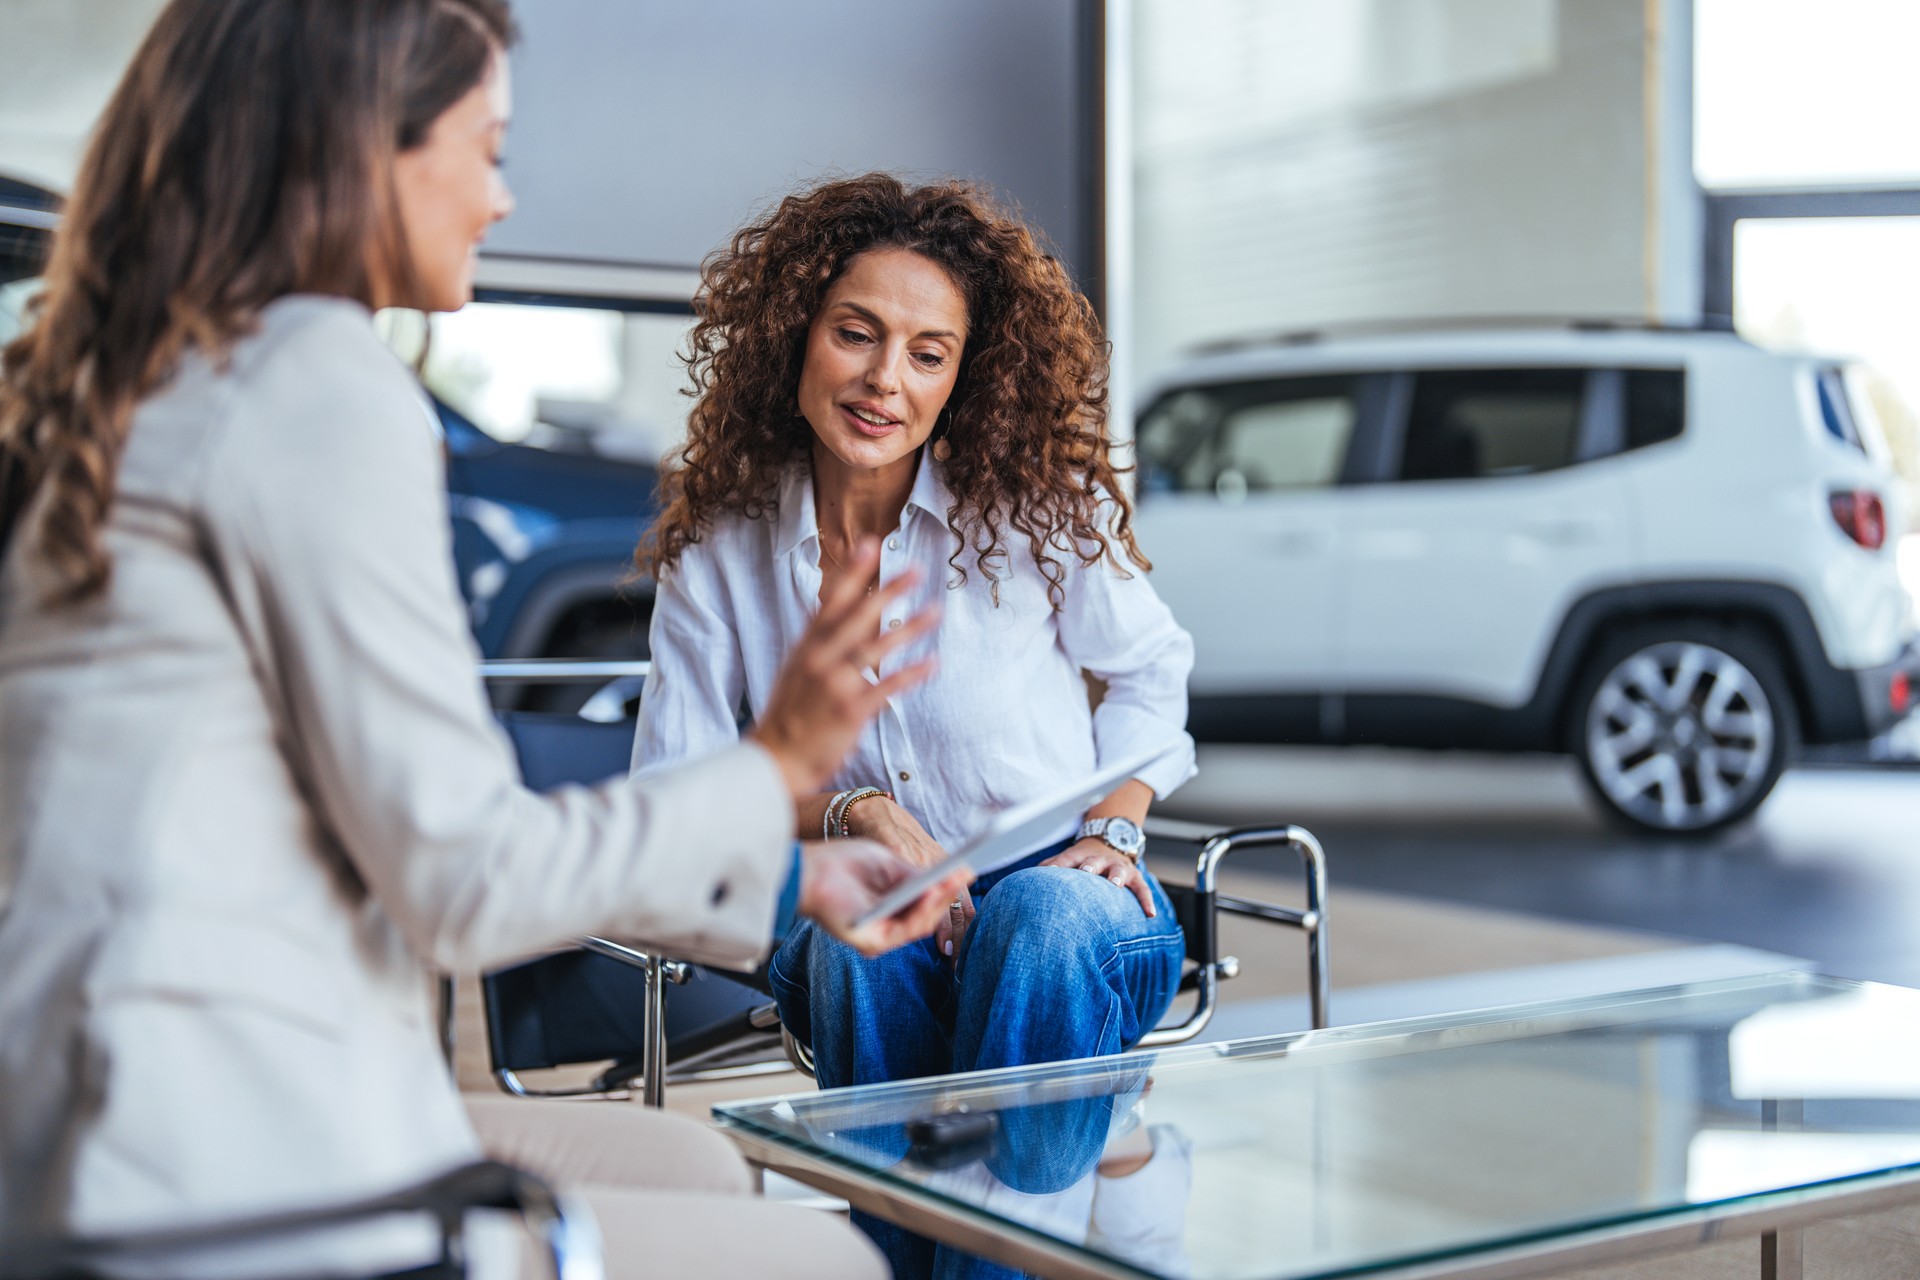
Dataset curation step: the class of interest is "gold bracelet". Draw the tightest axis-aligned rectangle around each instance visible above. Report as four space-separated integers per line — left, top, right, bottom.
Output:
836 787 891 837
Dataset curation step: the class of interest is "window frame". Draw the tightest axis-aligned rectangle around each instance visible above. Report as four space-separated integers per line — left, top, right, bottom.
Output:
1351 364 1688 486
1134 372 1388 499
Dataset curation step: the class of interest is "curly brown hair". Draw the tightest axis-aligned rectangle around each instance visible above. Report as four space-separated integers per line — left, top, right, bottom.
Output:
635 173 1146 607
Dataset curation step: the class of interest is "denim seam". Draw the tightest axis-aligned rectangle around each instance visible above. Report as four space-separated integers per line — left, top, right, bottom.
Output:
1097 931 1182 1048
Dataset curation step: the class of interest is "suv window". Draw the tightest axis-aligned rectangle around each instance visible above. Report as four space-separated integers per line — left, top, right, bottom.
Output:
1400 369 1584 481
1815 367 1865 452
1138 375 1359 496
1624 369 1685 450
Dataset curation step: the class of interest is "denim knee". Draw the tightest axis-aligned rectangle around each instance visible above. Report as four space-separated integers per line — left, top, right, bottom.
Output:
968 865 1179 965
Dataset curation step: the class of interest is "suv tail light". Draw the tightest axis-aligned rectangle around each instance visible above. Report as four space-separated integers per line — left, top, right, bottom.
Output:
1829 489 1887 550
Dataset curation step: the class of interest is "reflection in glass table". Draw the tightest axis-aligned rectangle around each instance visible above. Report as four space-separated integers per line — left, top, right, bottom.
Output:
712 973 1920 1279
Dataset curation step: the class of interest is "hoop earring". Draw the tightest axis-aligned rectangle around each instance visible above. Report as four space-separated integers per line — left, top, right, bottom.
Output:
931 409 954 462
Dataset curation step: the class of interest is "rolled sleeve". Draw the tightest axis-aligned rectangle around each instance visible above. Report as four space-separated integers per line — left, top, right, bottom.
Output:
1058 539 1199 801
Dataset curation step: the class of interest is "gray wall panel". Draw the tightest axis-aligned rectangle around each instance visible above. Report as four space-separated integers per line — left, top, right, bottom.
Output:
489 0 1089 282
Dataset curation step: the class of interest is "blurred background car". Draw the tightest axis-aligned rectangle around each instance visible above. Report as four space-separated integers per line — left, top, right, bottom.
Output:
1135 321 1920 833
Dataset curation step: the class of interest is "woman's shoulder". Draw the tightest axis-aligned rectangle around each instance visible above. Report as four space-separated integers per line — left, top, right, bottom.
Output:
201 295 435 484
231 295 392 373
668 479 796 571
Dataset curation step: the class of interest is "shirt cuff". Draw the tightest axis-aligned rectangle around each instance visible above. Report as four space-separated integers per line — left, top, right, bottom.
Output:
1093 703 1199 799
771 842 804 943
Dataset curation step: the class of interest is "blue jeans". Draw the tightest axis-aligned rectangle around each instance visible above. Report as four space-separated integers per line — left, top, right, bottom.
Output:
768 842 1185 1280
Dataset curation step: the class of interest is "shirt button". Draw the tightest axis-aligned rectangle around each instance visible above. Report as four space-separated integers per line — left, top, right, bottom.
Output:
711 881 731 907
898 771 912 782
888 618 902 630
887 536 901 551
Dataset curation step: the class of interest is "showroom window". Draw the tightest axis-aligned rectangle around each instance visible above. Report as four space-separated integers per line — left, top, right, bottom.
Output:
380 299 697 462
1398 369 1584 482
1137 376 1358 497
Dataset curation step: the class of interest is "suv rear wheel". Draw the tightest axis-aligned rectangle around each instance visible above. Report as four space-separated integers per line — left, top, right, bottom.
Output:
1570 623 1797 835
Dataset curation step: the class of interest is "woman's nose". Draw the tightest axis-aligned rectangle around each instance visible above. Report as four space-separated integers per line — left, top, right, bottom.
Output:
865 348 902 394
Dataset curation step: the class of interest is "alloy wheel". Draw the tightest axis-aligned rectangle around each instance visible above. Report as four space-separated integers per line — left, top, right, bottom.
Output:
1584 640 1776 831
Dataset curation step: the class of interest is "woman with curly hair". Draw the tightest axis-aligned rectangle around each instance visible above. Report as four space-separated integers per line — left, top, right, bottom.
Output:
631 173 1196 1253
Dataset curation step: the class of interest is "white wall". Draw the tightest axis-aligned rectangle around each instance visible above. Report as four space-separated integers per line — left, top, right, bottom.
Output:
1129 0 1700 382
0 0 168 192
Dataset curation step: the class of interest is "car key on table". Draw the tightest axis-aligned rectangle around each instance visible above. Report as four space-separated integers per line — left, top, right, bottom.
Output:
905 1107 1000 1170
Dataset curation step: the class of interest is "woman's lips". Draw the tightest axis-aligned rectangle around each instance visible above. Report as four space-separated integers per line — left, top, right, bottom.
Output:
839 404 902 438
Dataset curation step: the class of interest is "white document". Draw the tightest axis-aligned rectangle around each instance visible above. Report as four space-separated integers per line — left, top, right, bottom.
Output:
852 745 1168 928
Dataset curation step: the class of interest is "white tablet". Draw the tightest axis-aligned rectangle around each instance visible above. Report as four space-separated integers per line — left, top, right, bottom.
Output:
851 745 1169 928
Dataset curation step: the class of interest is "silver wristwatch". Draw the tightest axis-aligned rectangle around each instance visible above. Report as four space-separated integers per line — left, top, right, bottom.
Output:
1078 815 1146 862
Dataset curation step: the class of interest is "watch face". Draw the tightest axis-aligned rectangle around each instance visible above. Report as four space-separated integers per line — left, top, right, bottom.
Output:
1106 817 1145 855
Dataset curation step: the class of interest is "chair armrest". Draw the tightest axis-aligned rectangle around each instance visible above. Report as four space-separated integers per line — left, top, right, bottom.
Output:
1140 820 1331 1040
2 1160 603 1280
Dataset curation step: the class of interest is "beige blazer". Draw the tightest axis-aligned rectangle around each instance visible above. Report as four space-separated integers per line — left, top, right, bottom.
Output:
0 296 793 1269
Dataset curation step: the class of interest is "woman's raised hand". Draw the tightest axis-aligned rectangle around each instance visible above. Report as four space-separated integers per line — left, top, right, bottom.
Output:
748 537 939 799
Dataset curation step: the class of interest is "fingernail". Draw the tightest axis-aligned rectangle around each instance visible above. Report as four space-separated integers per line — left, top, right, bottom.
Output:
944 940 954 956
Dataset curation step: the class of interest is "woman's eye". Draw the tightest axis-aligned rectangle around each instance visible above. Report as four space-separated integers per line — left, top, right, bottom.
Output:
837 328 872 345
913 352 946 369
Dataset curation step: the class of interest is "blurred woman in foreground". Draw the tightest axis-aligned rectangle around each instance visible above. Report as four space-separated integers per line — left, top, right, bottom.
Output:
0 3 956 1275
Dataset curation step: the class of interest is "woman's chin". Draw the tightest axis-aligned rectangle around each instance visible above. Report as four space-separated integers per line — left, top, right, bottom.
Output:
815 430 926 475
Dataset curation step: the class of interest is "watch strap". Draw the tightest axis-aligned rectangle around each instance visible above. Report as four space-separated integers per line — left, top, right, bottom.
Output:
1078 816 1144 862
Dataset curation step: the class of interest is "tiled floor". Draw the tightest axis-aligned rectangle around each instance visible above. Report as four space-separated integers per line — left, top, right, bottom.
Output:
1160 748 1920 987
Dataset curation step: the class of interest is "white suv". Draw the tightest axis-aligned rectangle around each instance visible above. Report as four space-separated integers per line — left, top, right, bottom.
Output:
1134 325 1919 834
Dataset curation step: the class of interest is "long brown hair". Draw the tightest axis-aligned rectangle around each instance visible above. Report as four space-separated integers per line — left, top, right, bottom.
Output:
636 173 1146 608
0 0 517 604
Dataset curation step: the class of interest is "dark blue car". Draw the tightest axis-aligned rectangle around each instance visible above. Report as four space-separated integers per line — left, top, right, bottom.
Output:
436 394 657 667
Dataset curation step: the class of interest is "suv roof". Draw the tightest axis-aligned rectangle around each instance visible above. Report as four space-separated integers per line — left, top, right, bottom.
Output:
1149 323 1775 399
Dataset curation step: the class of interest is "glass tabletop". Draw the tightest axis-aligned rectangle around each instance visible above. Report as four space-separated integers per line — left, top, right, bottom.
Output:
712 972 1920 1279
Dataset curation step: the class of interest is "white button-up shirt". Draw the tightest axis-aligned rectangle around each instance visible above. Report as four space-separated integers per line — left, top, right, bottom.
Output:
631 459 1197 852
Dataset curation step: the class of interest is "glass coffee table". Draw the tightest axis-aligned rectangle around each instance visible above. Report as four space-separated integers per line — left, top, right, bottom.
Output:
712 973 1920 1279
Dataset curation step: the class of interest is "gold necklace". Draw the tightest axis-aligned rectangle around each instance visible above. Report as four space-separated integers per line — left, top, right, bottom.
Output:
818 537 877 596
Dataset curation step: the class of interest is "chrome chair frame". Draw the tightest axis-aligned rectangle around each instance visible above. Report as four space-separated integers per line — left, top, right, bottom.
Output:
1 1160 603 1280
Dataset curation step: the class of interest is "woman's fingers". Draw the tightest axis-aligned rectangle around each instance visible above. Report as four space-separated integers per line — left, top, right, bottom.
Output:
816 535 884 619
870 657 939 706
855 880 963 954
1125 870 1156 917
817 550 921 661
1054 847 1158 918
852 601 941 670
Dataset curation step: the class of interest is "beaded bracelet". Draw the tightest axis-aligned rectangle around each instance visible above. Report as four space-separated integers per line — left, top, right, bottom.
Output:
824 785 889 839
838 787 891 837
822 789 855 840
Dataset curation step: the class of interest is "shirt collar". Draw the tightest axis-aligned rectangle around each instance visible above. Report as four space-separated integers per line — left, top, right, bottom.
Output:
775 452 954 559
904 450 953 524
774 465 816 559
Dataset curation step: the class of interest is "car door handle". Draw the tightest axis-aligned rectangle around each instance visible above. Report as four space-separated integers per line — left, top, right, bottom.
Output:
1264 528 1332 555
1520 519 1606 546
